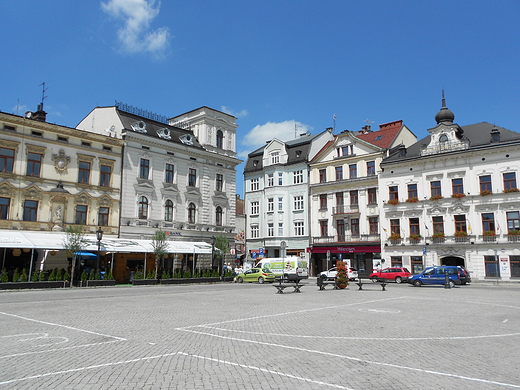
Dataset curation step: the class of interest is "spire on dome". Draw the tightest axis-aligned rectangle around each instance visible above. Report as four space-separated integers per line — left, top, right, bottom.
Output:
435 89 455 124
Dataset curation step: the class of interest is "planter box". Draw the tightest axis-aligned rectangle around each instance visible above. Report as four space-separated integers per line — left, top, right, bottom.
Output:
0 281 69 290
79 280 116 287
132 279 159 286
160 277 220 285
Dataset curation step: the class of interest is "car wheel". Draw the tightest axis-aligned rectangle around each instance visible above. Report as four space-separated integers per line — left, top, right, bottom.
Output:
258 277 265 284
395 276 402 284
237 277 243 283
413 280 422 287
371 276 379 283
449 280 455 288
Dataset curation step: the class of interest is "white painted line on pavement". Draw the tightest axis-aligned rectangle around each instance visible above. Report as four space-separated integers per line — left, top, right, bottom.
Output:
179 328 520 389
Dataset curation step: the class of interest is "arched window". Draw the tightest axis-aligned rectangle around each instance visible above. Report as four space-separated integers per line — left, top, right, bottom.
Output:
188 202 196 224
439 134 448 150
165 199 173 222
138 196 148 219
216 206 223 226
216 130 224 149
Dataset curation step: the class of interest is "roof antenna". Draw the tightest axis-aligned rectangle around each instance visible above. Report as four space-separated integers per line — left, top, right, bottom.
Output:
39 82 48 111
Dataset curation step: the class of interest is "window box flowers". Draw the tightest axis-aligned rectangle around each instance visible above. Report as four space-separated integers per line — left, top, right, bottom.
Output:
454 231 468 237
409 234 421 240
387 199 399 205
432 232 445 239
429 195 444 201
389 233 401 241
504 188 519 193
406 197 419 203
480 190 493 196
483 230 496 236
508 229 520 236
451 193 466 199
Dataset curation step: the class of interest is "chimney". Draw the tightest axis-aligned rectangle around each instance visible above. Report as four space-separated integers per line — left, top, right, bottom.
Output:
31 103 47 122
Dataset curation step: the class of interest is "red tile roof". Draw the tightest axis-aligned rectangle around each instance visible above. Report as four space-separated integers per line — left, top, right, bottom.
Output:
356 120 403 149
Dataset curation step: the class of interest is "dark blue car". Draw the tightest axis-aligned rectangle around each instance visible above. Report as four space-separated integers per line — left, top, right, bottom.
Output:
408 266 469 287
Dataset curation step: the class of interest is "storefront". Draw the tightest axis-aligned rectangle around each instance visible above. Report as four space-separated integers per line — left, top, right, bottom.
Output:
311 245 381 277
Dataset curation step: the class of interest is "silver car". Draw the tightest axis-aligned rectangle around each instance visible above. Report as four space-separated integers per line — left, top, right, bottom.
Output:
319 267 358 281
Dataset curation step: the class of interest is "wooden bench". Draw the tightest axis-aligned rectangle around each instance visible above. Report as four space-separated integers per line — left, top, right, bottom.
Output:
317 278 339 291
273 280 305 294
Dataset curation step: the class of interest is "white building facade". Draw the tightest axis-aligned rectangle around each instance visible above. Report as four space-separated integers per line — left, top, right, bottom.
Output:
244 130 334 268
380 97 520 281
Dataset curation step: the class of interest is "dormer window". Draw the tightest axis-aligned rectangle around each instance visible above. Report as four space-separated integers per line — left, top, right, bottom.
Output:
337 145 353 157
439 134 448 150
271 151 280 164
180 134 193 145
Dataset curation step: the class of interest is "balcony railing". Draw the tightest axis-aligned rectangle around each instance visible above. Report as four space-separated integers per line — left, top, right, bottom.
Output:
332 205 360 214
386 234 520 246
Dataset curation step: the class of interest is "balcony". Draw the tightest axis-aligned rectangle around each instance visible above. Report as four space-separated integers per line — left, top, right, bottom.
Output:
332 205 360 215
387 233 520 246
312 234 380 244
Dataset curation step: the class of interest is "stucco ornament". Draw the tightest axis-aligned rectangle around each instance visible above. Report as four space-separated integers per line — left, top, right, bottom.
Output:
52 150 71 174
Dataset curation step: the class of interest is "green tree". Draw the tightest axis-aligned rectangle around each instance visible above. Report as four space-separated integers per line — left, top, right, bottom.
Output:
151 229 168 279
62 225 87 287
214 235 230 278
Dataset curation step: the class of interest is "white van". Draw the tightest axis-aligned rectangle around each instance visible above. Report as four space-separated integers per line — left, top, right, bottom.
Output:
255 257 309 282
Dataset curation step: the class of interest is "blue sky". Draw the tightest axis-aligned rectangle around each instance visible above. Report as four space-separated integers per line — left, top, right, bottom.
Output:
2 1 519 196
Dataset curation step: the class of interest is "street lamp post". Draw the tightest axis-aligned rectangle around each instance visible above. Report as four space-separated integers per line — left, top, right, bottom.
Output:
96 227 103 271
211 236 216 278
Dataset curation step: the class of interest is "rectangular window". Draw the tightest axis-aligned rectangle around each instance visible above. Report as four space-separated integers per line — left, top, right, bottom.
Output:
251 225 259 238
271 151 279 164
165 164 175 184
484 255 499 277
267 198 274 212
337 219 345 241
368 188 377 205
251 178 259 191
337 145 353 157
293 170 304 184
430 181 442 197
482 213 495 233
480 175 492 192
319 194 327 210
349 164 357 179
23 200 38 221
26 152 42 177
294 195 304 210
0 148 15 173
369 217 378 235
250 201 259 215
407 184 417 199
507 211 520 231
504 172 517 191
267 223 274 237
278 172 283 185
335 166 343 181
216 173 223 191
367 161 376 176
452 178 464 195
75 205 88 225
511 256 520 278
100 165 111 187
78 161 90 184
294 221 304 236
350 190 358 206
0 197 10 219
411 256 424 274
390 219 400 236
409 218 420 235
98 207 109 226
389 186 398 200
320 220 328 237
454 215 467 233
278 197 283 211
390 256 403 267
433 216 444 234
319 169 327 183
267 173 274 187
278 223 283 236
188 168 197 187
139 159 150 179
351 218 359 237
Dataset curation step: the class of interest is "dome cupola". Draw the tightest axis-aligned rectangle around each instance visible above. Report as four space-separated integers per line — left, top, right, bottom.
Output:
435 90 455 124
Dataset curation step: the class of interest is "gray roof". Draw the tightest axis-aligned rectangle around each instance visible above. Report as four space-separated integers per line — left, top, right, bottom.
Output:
244 133 323 174
382 122 520 165
117 110 205 150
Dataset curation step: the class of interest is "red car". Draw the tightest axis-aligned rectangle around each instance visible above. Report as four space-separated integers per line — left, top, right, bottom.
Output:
369 267 411 283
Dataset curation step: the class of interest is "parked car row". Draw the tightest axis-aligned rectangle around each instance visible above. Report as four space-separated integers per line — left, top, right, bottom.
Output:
236 265 471 287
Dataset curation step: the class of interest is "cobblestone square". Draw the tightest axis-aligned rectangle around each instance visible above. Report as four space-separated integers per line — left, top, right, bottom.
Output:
1 281 520 389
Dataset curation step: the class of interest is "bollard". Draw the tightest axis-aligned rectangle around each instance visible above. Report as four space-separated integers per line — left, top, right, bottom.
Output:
380 278 387 291
444 273 451 289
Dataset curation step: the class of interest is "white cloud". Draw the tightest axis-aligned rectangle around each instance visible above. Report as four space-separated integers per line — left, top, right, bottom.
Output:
238 120 313 159
221 106 248 118
101 0 170 55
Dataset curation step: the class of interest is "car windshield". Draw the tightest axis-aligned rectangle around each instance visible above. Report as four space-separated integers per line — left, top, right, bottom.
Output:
403 268 410 273
262 268 272 273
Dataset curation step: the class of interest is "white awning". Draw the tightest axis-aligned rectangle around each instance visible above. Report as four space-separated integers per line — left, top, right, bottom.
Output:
0 231 212 254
